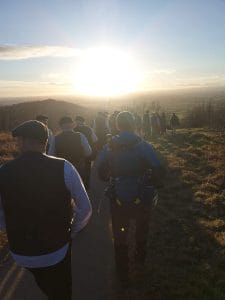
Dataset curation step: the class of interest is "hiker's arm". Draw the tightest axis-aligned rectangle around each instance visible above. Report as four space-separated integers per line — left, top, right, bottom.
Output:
47 130 55 156
141 142 165 185
0 195 6 231
96 145 110 182
80 133 92 157
64 161 92 236
90 128 98 143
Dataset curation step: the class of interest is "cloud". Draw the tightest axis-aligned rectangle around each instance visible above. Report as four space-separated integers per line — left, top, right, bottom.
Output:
140 71 225 91
175 75 225 88
0 79 74 97
0 45 82 60
145 69 176 76
151 69 176 75
40 73 72 84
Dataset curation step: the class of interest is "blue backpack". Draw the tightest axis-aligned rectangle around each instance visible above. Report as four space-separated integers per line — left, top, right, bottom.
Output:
107 138 157 206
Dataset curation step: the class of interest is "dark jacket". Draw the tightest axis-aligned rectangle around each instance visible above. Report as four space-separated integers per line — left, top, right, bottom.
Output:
55 130 85 174
97 131 164 185
74 125 93 147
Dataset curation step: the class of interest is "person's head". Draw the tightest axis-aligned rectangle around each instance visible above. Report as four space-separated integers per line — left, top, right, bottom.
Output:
36 115 48 126
116 111 135 132
59 116 74 131
113 110 120 116
12 120 48 153
75 116 85 126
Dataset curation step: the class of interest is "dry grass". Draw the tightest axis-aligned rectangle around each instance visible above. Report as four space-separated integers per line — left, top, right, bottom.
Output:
0 132 17 164
121 129 225 299
0 132 17 251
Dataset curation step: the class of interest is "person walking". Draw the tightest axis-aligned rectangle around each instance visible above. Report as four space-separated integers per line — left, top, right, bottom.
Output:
170 113 180 135
160 112 167 135
36 114 55 155
151 112 159 138
74 115 98 189
0 120 92 299
134 112 142 136
97 111 163 286
108 111 120 136
142 110 151 140
94 112 109 150
55 116 92 181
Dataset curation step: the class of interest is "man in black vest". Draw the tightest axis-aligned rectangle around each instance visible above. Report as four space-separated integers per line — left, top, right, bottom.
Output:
0 120 92 299
74 116 98 189
55 117 92 182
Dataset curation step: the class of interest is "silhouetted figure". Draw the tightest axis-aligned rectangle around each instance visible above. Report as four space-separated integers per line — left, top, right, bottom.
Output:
108 111 120 136
151 112 159 137
160 112 167 135
134 113 142 136
36 114 55 155
74 116 98 189
155 112 162 136
55 116 92 180
143 110 151 140
170 113 180 135
94 112 109 150
0 120 92 299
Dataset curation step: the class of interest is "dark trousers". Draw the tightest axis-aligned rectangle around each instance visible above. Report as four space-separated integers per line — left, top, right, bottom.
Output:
83 159 92 190
111 201 151 280
27 245 72 300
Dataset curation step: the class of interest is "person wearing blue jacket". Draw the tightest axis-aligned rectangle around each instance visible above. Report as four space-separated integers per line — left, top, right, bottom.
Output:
97 111 164 286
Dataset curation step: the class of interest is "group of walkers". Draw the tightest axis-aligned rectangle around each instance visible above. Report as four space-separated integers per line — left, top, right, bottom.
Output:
93 110 180 145
142 110 180 139
0 110 165 299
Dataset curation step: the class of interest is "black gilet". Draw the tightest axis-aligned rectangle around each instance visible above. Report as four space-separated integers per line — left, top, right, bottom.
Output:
74 125 92 146
55 131 84 171
0 152 72 256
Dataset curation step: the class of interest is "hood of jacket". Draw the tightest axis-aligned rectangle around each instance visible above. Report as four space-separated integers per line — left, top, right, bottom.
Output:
113 131 142 146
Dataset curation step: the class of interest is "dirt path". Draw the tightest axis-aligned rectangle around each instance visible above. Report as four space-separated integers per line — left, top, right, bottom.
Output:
0 165 117 300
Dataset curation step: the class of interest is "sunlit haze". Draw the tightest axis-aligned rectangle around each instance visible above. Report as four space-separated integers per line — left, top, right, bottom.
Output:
0 0 225 97
73 47 141 96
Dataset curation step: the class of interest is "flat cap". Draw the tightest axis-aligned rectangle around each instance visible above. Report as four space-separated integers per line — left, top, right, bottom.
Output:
12 120 48 143
59 116 73 126
75 116 85 122
36 114 48 121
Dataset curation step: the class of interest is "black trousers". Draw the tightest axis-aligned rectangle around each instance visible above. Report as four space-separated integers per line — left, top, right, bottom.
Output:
27 245 72 300
111 201 151 280
83 159 92 190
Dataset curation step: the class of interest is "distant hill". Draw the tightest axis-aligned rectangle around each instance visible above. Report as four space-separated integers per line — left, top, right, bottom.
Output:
0 99 94 132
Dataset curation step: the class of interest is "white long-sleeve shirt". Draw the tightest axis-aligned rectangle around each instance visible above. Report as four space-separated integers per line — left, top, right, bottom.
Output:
0 160 92 268
90 128 98 143
47 128 55 156
80 133 92 157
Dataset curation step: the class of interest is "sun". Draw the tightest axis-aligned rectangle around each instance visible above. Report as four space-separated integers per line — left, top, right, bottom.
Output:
73 47 141 97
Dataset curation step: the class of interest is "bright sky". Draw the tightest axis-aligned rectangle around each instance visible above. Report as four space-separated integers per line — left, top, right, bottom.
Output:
0 0 225 97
